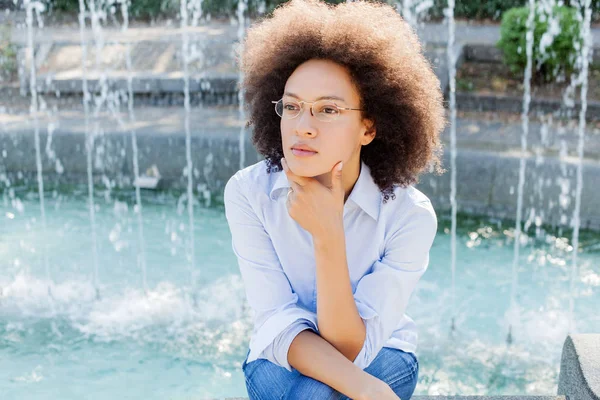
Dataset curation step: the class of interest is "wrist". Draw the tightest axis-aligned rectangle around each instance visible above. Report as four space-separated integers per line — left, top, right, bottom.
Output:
312 222 344 248
355 372 387 400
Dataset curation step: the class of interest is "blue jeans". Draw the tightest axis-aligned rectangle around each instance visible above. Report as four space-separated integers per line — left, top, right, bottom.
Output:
242 346 419 400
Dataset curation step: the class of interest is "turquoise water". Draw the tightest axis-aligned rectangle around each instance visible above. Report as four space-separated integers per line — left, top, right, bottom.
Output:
1 189 599 399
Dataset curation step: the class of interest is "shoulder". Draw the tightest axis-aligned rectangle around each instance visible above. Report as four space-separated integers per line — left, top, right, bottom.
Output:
377 185 438 255
224 159 276 203
383 184 437 228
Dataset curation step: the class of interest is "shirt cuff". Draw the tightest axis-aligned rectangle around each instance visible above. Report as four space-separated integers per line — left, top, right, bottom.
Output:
248 306 318 370
352 300 380 369
270 319 318 372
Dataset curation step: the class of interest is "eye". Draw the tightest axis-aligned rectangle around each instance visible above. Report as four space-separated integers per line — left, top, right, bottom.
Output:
283 103 300 111
317 104 339 115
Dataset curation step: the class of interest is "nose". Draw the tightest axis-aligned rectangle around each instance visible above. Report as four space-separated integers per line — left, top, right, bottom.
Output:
294 104 318 137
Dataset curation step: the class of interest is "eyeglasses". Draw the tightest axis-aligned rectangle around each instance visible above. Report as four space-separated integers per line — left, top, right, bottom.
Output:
271 98 363 123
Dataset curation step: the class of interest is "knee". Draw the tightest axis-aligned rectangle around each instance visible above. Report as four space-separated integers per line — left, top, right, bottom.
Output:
244 359 299 400
389 361 419 400
282 374 340 400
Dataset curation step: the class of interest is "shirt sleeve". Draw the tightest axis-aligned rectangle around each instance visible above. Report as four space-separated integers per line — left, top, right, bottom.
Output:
258 319 317 371
351 199 437 370
224 172 318 372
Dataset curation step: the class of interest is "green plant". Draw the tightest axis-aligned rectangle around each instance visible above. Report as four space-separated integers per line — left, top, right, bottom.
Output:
429 0 599 22
43 0 177 20
430 0 525 21
497 5 583 83
34 0 600 21
201 0 350 19
0 25 17 83
456 77 474 92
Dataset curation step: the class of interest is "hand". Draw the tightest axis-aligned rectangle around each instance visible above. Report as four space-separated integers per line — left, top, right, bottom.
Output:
281 157 344 238
356 378 401 400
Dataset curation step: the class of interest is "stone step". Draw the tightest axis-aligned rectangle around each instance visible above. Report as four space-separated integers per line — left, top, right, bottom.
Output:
217 396 566 399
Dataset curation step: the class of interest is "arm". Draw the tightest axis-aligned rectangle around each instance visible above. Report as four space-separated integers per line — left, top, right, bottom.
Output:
313 224 367 362
350 200 438 369
224 173 319 372
287 329 386 400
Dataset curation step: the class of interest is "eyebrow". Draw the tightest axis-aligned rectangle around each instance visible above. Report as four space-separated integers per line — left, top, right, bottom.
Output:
283 92 347 103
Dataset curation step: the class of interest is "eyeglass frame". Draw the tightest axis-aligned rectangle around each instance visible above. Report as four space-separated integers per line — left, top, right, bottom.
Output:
271 98 363 122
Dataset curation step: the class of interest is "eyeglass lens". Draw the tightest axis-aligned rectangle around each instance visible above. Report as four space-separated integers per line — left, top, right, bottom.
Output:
274 99 340 122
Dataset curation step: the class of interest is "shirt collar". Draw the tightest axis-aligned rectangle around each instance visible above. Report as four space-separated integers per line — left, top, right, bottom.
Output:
269 159 381 221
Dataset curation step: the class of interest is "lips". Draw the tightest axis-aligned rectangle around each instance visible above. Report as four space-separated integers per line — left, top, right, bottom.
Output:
291 148 318 157
291 145 317 153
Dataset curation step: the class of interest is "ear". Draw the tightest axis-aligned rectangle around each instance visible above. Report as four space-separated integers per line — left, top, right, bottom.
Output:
362 119 376 145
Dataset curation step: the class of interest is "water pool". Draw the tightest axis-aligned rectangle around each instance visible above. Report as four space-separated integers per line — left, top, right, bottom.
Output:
1 189 599 399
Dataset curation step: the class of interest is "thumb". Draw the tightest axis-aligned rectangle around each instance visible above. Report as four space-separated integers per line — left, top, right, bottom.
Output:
331 161 343 192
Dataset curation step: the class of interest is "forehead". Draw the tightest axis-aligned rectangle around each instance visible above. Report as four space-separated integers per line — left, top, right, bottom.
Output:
284 59 359 103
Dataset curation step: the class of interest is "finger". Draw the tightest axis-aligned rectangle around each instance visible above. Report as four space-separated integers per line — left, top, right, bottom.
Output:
281 158 311 187
330 161 343 192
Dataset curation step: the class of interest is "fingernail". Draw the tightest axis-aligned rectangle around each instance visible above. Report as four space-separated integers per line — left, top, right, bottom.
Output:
337 162 343 171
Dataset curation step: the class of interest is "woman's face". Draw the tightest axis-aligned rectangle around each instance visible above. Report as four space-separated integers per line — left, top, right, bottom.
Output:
280 59 375 178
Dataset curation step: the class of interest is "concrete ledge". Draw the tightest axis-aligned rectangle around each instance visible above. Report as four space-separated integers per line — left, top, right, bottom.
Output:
218 397 565 400
455 93 600 122
462 43 600 67
558 334 600 400
2 130 600 231
32 74 239 95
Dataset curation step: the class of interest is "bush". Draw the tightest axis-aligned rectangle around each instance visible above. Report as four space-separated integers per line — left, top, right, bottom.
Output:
429 0 525 21
202 0 351 19
429 0 598 22
26 0 600 22
43 0 177 20
212 0 598 22
38 0 349 20
497 5 583 83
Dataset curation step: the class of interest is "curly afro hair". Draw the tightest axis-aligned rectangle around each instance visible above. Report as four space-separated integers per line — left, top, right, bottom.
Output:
237 0 446 202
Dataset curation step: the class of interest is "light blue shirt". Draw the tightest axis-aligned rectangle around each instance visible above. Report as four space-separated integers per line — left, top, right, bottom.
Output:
224 159 437 372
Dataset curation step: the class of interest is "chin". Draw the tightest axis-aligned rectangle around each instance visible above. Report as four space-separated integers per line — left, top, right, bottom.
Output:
286 159 323 178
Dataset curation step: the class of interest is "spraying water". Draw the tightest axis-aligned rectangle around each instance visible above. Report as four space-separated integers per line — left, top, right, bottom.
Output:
120 0 149 295
446 0 457 336
25 0 52 299
87 0 112 203
568 0 593 334
237 0 248 171
180 0 198 303
78 0 101 301
508 0 536 346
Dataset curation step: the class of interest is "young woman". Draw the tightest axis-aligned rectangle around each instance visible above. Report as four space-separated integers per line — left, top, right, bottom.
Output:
224 0 446 398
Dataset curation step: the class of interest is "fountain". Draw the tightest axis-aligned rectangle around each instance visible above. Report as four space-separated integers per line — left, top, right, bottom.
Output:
0 0 599 398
